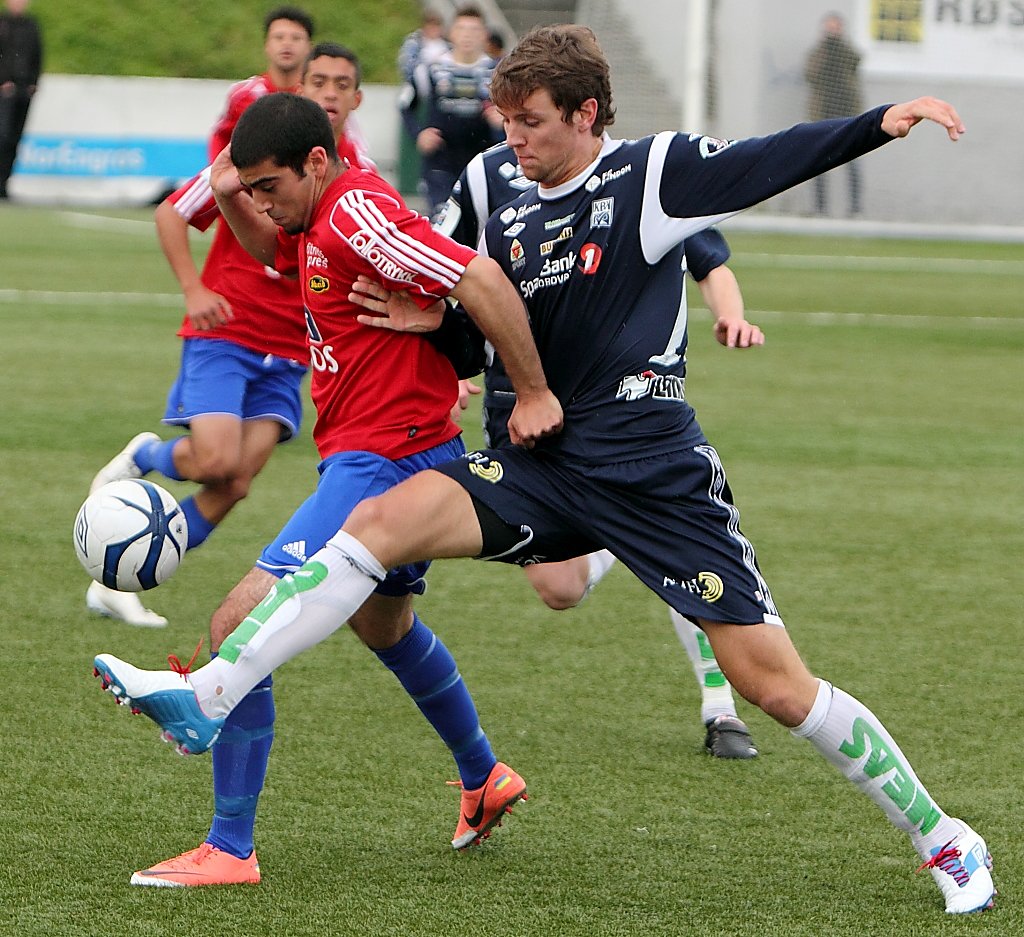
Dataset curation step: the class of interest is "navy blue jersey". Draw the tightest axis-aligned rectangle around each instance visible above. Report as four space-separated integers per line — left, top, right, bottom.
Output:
479 108 890 463
400 53 501 174
439 143 732 448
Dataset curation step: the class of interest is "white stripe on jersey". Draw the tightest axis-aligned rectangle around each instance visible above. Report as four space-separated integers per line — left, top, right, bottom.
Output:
694 443 784 627
639 131 734 265
331 189 466 290
173 167 215 220
464 152 492 250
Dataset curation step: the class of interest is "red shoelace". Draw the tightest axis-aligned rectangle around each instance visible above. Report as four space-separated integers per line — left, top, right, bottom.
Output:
168 638 205 677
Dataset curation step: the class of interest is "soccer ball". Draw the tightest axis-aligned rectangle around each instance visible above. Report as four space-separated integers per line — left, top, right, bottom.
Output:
73 479 188 592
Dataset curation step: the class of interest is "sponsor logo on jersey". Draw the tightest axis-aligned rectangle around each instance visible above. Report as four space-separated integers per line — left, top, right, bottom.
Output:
591 197 614 229
520 251 576 299
616 369 685 402
539 227 572 255
499 161 534 191
498 161 518 180
510 238 526 269
465 451 503 483
306 244 328 269
585 175 601 193
503 222 526 237
689 132 737 159
601 163 632 184
516 202 542 220
662 570 724 603
500 206 518 224
281 540 307 563
349 230 416 283
308 275 329 293
578 243 602 275
544 214 574 231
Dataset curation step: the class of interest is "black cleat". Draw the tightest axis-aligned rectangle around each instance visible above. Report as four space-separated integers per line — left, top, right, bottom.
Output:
704 714 758 759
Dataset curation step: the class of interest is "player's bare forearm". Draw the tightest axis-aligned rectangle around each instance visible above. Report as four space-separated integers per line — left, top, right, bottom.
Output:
213 190 278 267
451 256 562 444
697 266 763 348
881 97 965 141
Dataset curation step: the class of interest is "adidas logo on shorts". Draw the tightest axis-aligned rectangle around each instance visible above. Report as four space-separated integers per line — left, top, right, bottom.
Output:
282 541 307 562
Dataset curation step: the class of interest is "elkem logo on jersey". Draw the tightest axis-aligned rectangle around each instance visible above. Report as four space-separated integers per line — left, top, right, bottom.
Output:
688 132 737 159
591 197 614 229
662 571 725 603
465 451 503 483
578 243 602 275
349 230 416 283
308 275 329 293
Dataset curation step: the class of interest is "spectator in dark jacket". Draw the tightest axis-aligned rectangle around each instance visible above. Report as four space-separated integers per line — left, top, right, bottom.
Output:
0 0 42 198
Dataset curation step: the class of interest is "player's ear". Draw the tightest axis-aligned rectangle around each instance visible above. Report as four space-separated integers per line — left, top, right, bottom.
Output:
352 89 363 111
575 98 599 133
307 146 330 177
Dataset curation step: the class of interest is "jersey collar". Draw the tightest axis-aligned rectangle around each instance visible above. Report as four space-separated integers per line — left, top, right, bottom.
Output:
536 134 624 201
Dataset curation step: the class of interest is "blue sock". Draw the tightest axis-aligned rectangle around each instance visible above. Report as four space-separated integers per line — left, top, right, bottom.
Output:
375 615 496 790
206 672 275 859
135 438 185 480
181 495 216 550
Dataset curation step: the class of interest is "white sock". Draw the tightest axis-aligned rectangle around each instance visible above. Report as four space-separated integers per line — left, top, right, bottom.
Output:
669 608 737 723
585 550 616 595
792 679 961 857
190 530 386 718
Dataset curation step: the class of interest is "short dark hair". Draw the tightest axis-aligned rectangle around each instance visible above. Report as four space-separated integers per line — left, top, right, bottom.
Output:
264 5 314 39
304 41 362 87
231 93 337 176
491 25 615 135
454 4 485 22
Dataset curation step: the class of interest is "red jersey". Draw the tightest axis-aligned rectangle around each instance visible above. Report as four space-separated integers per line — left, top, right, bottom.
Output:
168 169 309 364
274 168 478 460
208 73 300 161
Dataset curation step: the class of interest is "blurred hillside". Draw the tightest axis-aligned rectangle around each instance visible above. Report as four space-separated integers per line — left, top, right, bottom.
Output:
34 0 420 82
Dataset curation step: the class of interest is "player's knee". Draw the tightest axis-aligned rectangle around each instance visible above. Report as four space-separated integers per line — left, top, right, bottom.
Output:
746 681 813 728
533 581 583 610
190 450 241 486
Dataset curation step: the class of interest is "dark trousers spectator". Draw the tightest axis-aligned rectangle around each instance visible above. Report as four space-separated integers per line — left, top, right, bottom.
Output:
0 86 33 196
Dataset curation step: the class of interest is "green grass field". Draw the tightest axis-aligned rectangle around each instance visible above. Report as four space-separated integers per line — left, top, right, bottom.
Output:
1 202 1021 936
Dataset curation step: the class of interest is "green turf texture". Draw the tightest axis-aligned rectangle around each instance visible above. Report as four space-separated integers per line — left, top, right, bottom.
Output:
0 203 1020 936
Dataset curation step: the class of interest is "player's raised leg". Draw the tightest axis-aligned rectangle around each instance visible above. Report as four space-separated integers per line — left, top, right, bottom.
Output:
700 619 995 914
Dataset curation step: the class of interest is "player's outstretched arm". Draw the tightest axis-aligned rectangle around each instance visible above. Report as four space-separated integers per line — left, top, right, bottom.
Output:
881 97 965 140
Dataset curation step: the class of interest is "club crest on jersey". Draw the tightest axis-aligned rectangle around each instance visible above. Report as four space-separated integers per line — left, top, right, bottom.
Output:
308 275 329 293
349 230 416 283
663 571 724 602
503 222 526 237
690 132 737 159
591 197 614 229
509 238 526 269
465 451 503 483
539 227 573 255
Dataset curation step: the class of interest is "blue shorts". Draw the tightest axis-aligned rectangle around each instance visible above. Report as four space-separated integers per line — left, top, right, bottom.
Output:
163 338 307 442
257 436 466 597
432 444 784 626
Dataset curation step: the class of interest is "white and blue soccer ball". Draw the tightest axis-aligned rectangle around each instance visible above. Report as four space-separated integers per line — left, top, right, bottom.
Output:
73 479 188 592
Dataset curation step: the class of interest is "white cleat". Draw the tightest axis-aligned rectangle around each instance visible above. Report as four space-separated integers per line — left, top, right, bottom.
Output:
90 431 160 494
87 581 168 628
918 820 995 914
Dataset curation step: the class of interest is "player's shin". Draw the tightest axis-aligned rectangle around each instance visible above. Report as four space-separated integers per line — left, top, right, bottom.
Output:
791 679 961 856
189 531 385 718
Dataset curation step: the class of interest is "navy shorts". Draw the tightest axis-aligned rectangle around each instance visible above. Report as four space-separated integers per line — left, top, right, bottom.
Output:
163 338 307 442
257 436 466 597
433 443 784 626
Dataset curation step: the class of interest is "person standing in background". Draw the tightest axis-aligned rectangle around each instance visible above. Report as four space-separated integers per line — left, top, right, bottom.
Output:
397 7 449 83
0 0 42 199
805 12 863 216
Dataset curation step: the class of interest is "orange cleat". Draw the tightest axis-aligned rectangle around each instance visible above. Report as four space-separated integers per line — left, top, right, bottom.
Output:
451 761 527 850
130 843 260 887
